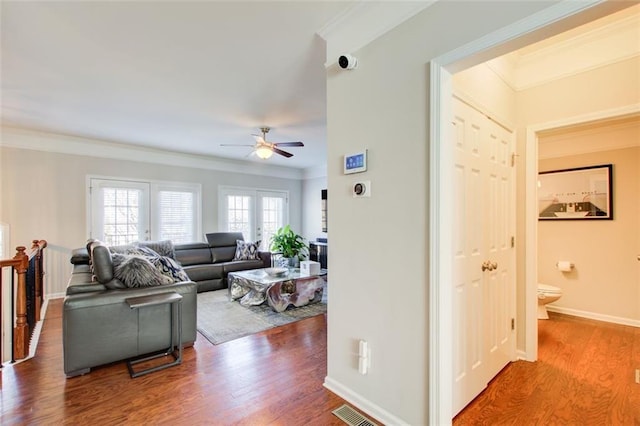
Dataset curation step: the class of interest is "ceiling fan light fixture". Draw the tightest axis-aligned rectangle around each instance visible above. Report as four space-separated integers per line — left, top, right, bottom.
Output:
255 146 273 159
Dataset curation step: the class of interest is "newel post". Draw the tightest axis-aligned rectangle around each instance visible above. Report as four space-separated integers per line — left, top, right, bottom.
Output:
13 246 29 360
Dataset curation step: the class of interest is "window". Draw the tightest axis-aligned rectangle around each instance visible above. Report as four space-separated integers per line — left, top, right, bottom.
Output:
260 195 284 251
90 178 201 245
219 187 288 250
153 183 201 243
226 194 252 238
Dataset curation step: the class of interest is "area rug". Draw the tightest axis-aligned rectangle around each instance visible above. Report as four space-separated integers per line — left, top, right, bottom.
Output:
196 287 327 345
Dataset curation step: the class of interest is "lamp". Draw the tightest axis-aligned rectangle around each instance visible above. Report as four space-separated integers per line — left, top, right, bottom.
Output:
255 146 273 159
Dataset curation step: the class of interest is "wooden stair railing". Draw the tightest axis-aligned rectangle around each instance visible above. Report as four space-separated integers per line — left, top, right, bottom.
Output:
0 239 47 363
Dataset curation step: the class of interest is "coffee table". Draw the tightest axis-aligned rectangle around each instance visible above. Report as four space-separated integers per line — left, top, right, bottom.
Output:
228 268 327 313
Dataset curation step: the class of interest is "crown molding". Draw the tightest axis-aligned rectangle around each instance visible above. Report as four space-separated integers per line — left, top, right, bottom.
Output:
0 126 305 180
538 114 640 159
318 0 435 67
512 7 640 90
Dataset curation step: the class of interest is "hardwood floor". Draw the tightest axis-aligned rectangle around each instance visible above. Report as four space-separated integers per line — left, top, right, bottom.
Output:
0 299 357 425
4 303 638 425
454 312 640 425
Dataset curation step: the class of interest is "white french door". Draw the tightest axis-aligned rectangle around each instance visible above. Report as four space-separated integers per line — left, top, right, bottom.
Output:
219 187 288 250
452 97 515 415
90 179 150 245
90 178 201 245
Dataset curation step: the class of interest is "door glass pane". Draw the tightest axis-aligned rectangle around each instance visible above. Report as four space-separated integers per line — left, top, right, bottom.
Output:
260 196 284 251
103 187 143 246
226 195 252 240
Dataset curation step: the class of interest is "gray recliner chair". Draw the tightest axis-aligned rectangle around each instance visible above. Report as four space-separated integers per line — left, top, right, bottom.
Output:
63 241 197 377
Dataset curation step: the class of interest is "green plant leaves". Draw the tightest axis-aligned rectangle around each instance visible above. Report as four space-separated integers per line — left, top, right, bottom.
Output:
269 225 308 259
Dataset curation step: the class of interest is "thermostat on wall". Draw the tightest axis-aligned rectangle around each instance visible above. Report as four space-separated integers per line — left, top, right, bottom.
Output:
344 150 367 174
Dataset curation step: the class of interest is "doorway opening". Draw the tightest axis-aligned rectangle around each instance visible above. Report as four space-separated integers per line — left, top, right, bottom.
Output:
428 1 636 423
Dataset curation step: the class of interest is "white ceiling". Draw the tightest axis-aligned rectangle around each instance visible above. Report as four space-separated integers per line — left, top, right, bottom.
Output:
1 2 638 172
1 1 354 170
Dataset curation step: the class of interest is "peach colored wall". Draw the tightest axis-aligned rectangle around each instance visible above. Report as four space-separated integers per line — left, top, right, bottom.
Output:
453 58 517 127
538 125 639 321
514 57 640 342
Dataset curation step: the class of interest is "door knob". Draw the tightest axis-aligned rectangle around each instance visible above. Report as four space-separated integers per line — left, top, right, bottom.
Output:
482 261 498 271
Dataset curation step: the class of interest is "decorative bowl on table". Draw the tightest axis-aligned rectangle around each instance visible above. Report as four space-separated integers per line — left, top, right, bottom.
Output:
264 267 288 277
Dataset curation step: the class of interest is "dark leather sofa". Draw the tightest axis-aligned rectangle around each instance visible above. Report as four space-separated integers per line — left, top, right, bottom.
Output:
174 232 271 292
64 240 198 377
63 232 270 377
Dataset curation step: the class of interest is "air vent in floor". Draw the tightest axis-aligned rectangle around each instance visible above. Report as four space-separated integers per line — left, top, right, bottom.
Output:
332 404 378 426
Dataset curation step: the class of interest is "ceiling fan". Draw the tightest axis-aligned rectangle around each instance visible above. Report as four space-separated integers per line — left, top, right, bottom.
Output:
220 127 304 159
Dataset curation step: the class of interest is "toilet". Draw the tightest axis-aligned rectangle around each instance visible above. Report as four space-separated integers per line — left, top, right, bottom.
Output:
537 283 563 319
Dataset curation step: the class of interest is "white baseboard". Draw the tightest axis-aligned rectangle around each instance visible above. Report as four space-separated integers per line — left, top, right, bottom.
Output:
547 305 640 328
47 292 66 300
323 376 410 426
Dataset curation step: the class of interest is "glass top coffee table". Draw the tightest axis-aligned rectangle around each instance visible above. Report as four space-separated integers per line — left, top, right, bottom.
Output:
228 268 327 313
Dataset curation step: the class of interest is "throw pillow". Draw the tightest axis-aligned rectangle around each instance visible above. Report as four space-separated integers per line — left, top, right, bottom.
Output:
151 255 191 282
233 240 261 261
108 243 136 254
138 240 175 259
125 246 189 282
126 245 160 257
112 254 174 288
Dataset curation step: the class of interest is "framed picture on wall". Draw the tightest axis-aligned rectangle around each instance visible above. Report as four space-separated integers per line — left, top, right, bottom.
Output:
538 164 613 220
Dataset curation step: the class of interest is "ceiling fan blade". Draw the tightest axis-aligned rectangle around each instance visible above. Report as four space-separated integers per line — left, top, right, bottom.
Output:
272 147 294 158
220 143 255 147
273 141 304 147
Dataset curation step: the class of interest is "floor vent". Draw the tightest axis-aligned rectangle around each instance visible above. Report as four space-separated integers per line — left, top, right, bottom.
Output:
332 404 378 426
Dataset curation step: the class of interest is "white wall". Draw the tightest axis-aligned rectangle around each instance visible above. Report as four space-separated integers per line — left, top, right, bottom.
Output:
301 176 327 242
325 2 559 424
1 138 303 298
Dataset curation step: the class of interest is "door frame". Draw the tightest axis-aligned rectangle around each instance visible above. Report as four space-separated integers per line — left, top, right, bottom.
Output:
524 103 640 358
218 185 289 246
89 177 151 243
428 1 613 423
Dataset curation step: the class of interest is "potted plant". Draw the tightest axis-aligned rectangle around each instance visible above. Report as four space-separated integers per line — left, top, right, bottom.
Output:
270 225 308 268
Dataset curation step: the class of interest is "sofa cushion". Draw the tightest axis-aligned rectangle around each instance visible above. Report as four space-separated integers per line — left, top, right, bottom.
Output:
221 259 265 274
233 240 261 261
112 254 174 288
70 247 90 265
206 232 243 263
181 263 224 282
91 244 126 289
174 243 212 266
211 246 236 263
205 232 243 247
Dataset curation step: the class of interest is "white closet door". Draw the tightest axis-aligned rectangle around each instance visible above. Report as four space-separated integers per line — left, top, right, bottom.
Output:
452 98 515 415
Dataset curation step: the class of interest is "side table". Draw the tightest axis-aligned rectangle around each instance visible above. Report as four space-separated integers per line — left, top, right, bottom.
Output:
125 292 183 378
